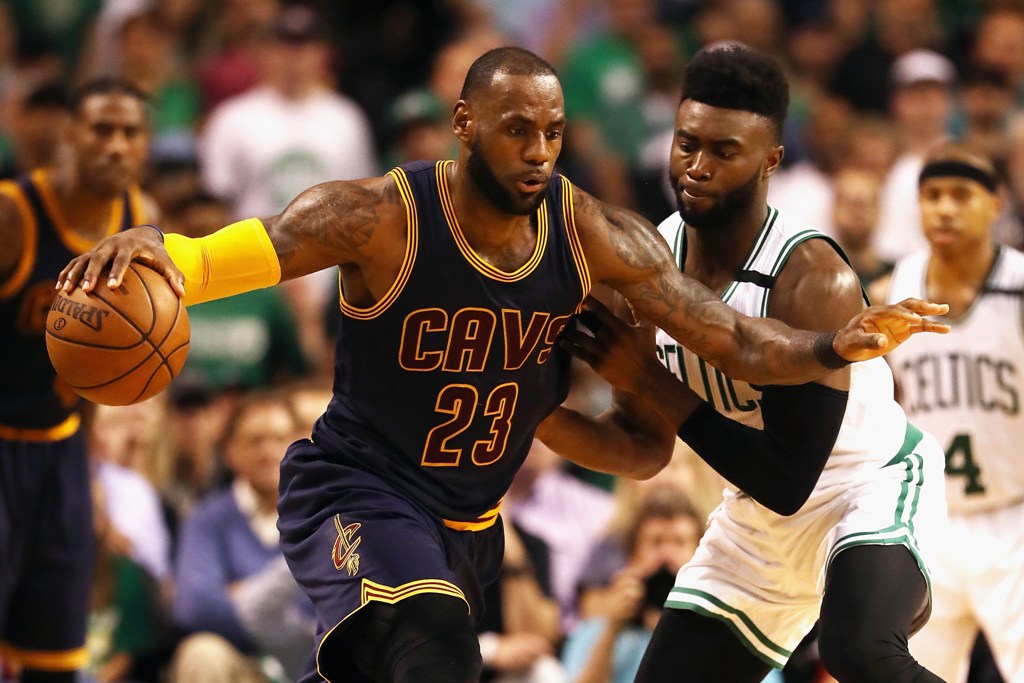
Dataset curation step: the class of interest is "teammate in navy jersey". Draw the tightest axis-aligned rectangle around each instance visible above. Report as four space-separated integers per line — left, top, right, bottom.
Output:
0 78 154 683
57 48 946 683
559 44 947 682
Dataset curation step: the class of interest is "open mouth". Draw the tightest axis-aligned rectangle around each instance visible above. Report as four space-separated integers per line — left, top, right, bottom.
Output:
516 177 546 193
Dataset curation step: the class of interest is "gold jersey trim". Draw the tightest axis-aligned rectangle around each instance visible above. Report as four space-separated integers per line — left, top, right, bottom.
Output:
436 160 548 282
339 169 419 320
31 169 125 254
0 413 80 442
442 500 502 531
0 180 38 299
0 642 89 671
314 578 469 683
559 176 591 308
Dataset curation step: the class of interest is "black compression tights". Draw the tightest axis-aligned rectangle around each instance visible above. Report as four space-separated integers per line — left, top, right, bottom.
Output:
318 593 482 683
636 545 947 683
634 608 772 682
818 545 946 682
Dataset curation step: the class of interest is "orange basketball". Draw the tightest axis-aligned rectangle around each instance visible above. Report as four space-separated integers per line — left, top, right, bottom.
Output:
45 263 190 405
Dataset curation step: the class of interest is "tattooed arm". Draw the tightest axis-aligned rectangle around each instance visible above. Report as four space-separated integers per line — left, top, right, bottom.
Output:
572 188 948 385
57 176 408 302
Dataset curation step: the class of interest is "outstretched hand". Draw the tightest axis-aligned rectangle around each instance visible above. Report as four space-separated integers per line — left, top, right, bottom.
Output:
559 296 661 394
835 297 950 362
56 225 185 298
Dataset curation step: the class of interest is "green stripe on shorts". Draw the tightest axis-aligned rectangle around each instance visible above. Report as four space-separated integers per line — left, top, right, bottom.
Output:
665 587 792 669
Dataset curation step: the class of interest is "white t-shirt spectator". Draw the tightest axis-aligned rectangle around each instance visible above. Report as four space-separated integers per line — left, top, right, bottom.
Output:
200 85 377 219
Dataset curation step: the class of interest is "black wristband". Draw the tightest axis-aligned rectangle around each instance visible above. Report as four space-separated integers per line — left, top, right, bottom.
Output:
139 223 164 243
812 331 850 370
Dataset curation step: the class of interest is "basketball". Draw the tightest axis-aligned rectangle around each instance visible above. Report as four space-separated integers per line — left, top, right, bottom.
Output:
45 263 190 406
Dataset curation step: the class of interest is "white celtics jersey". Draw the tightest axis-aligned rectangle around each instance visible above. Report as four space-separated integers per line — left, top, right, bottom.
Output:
654 208 910 486
886 247 1024 514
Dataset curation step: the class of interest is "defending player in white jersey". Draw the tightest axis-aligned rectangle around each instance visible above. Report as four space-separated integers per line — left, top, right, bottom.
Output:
560 43 949 682
871 141 1024 683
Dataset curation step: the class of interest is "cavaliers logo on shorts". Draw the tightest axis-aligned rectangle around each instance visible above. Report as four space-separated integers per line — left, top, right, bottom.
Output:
332 515 362 576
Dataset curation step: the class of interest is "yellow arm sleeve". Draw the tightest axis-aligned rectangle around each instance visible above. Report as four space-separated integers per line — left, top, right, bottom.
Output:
164 218 282 306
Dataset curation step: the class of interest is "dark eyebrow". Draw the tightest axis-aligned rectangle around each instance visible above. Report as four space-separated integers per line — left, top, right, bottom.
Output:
504 113 566 127
677 130 743 147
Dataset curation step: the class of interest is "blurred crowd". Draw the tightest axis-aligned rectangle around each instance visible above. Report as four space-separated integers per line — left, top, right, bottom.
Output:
2 0 1022 682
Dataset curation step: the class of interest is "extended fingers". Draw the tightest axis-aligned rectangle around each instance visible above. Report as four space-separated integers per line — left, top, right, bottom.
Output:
897 297 949 317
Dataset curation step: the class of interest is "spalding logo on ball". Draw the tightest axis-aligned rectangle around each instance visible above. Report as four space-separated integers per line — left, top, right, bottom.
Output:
46 263 190 405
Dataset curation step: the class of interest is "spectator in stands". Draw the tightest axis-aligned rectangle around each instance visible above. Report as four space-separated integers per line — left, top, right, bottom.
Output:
561 485 702 683
170 393 313 683
505 439 615 631
0 81 67 179
875 48 957 261
830 165 893 288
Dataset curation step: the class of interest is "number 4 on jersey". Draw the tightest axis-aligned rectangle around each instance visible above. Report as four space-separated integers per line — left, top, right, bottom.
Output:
945 433 986 496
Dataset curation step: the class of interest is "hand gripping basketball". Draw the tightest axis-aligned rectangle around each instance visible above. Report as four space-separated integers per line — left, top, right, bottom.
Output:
46 262 190 405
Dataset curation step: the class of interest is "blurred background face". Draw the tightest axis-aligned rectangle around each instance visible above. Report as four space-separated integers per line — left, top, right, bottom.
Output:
918 176 1000 255
10 94 69 171
70 93 149 196
832 168 882 245
225 401 298 498
90 398 167 470
890 83 952 131
264 38 331 97
631 514 701 573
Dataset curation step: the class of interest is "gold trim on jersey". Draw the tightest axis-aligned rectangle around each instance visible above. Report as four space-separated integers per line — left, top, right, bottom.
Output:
0 642 89 671
338 169 419 320
442 500 502 531
0 413 80 442
0 180 38 299
360 577 468 606
314 578 469 683
31 169 125 254
560 176 591 308
436 160 548 282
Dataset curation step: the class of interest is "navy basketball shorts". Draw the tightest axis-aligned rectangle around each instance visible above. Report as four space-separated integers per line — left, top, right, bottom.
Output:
278 437 504 676
0 432 93 672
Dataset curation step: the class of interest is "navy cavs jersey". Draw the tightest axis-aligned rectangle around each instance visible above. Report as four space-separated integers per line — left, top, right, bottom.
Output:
0 168 146 435
315 160 590 529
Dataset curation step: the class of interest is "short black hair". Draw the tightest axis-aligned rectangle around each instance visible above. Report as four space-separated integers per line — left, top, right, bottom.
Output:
69 77 151 116
680 42 789 140
24 82 68 110
460 46 558 102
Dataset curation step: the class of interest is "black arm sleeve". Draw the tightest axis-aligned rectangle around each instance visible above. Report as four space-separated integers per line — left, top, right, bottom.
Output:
676 383 849 515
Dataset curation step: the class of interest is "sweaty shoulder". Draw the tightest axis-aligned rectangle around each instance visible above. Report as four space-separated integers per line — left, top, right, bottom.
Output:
770 236 864 332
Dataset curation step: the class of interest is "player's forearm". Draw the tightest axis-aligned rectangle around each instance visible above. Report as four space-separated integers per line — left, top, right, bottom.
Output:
537 401 674 480
653 297 834 386
723 315 836 385
165 218 281 306
677 383 848 515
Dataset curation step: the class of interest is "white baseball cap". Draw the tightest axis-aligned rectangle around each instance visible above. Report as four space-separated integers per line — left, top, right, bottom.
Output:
890 49 957 88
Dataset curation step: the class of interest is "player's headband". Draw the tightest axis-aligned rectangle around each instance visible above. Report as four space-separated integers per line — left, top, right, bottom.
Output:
918 160 997 193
